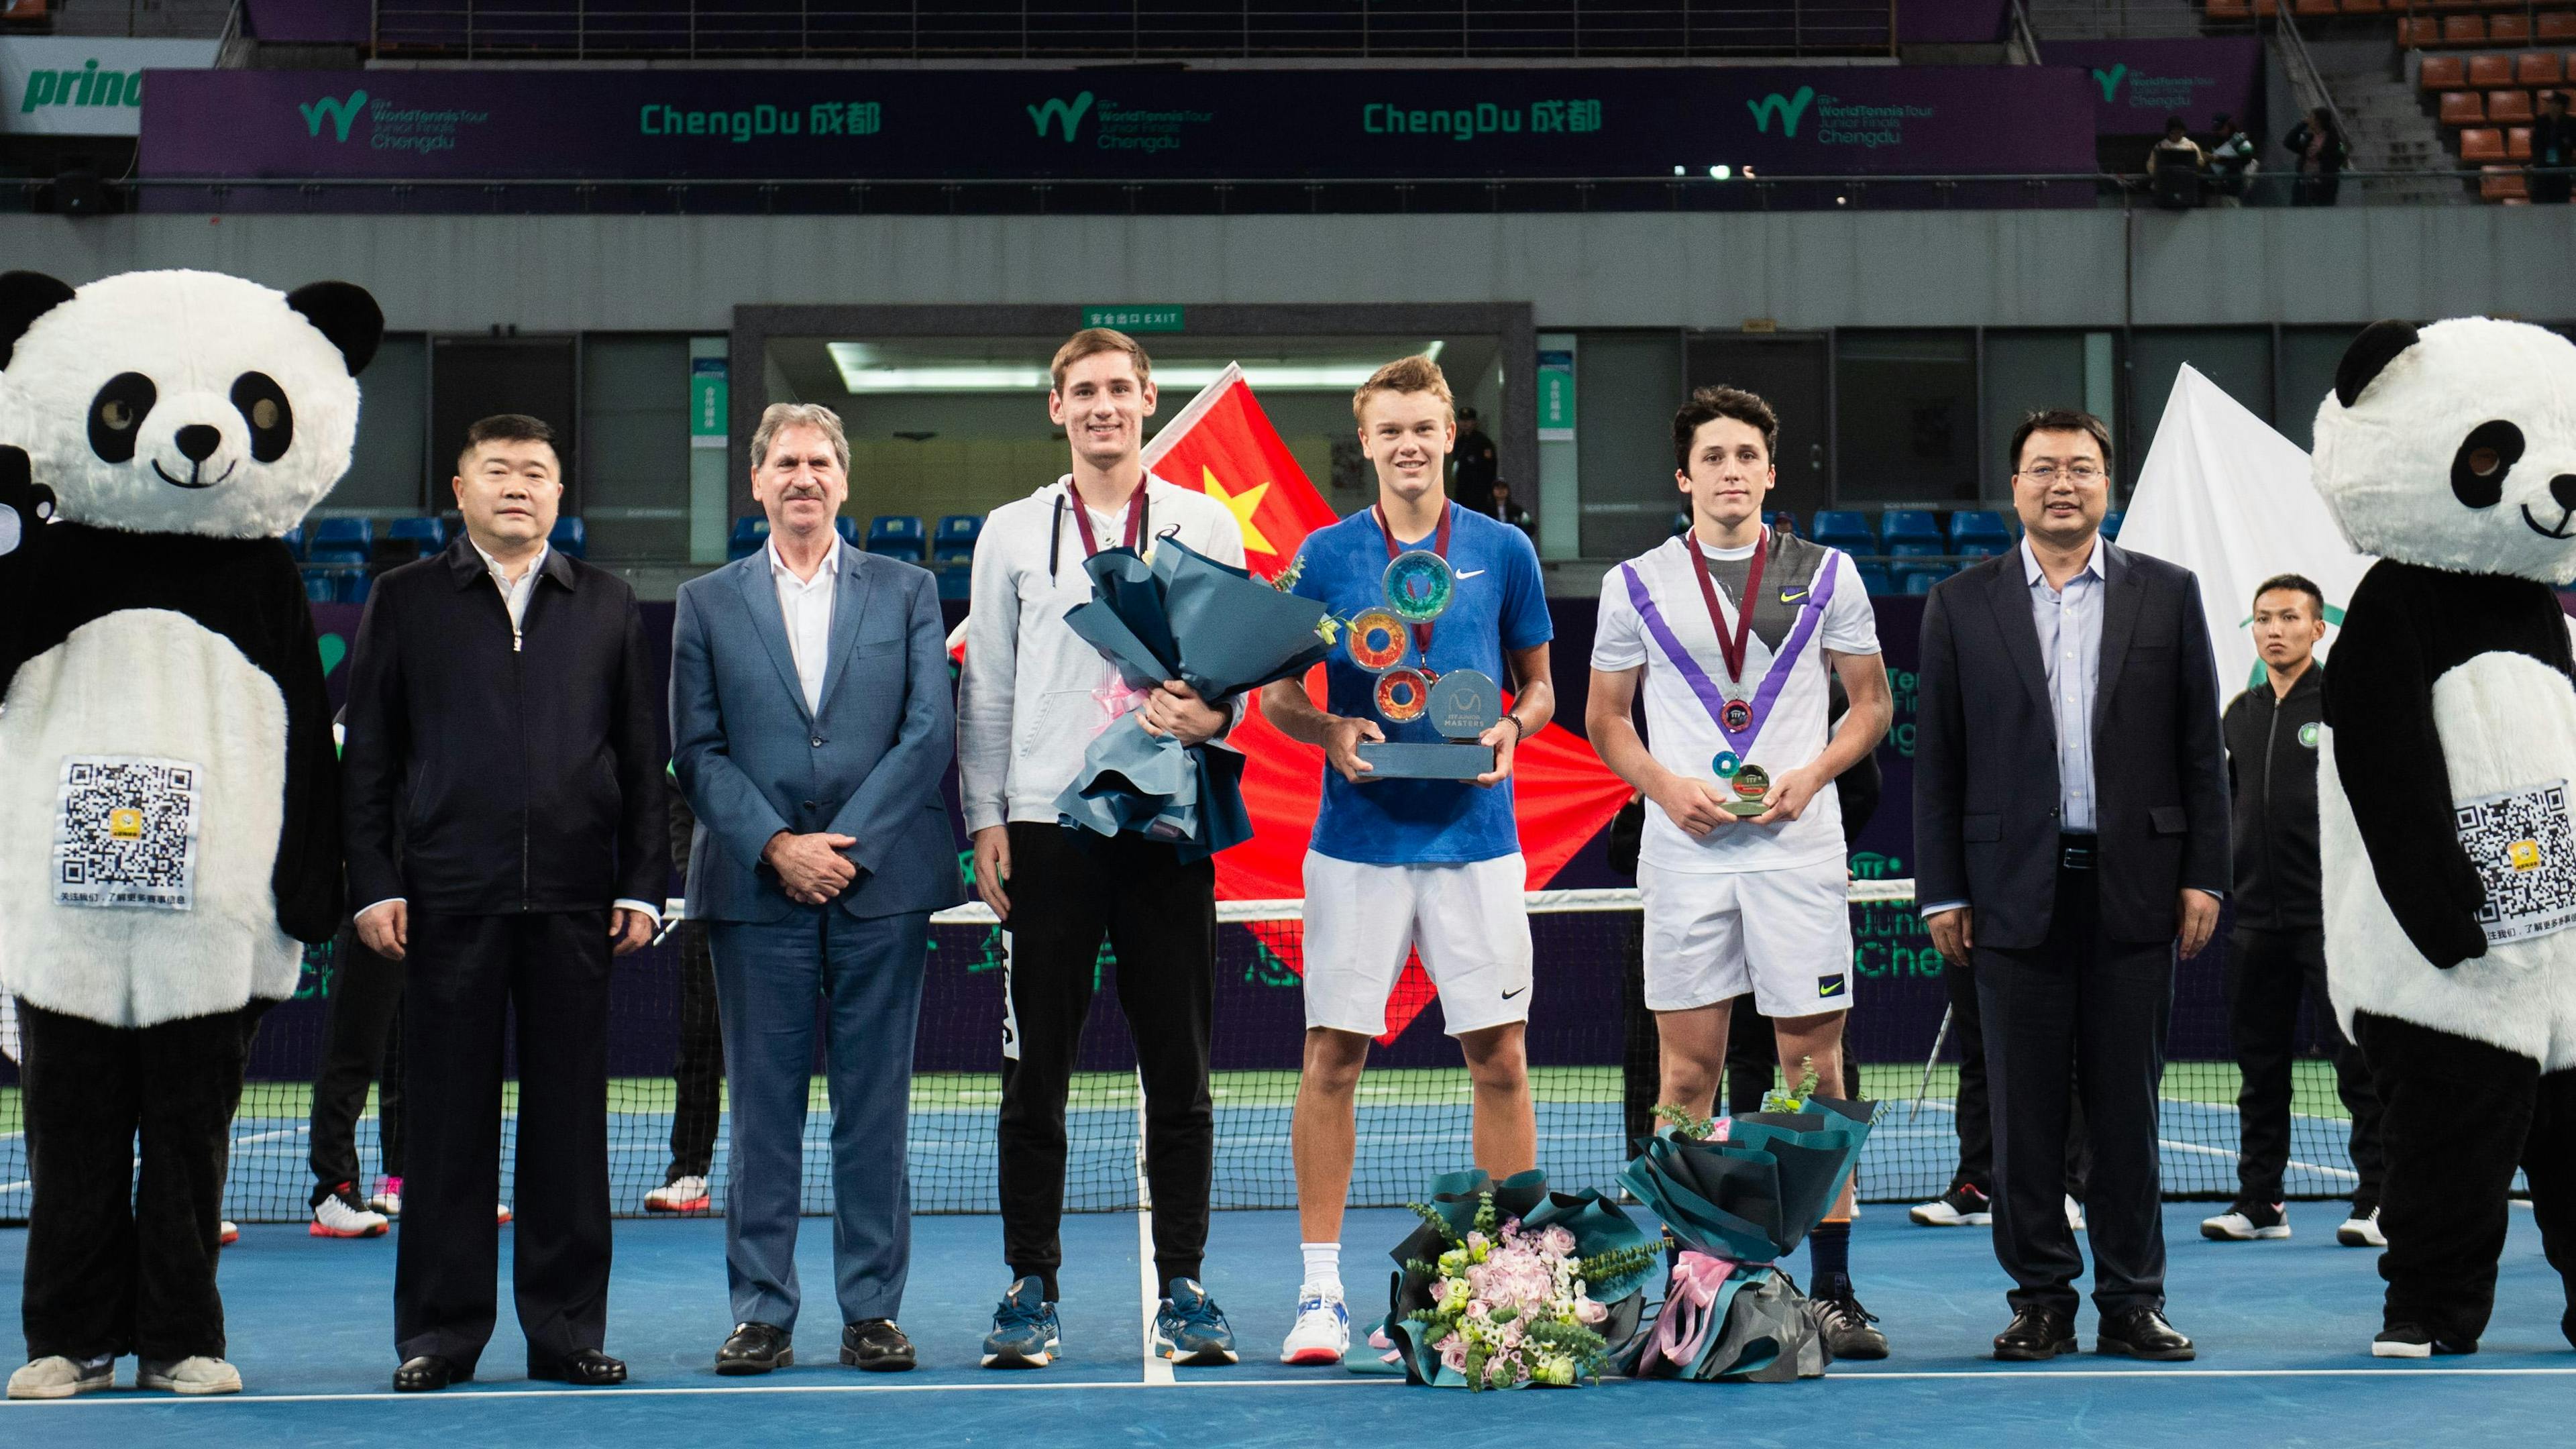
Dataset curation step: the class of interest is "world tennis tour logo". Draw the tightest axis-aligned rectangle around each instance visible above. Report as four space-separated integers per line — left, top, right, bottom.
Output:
1746 86 1815 138
1028 91 1094 142
299 89 367 141
1746 85 1925 150
1026 89 1210 153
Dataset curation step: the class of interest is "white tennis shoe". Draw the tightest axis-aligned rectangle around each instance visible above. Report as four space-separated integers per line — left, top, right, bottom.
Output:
1279 1290 1350 1364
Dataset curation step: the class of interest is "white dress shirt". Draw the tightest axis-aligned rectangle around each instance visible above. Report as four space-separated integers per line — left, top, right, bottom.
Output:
358 535 659 930
769 533 840 717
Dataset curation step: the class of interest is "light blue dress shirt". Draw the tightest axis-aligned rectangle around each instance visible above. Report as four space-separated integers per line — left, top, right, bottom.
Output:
2024 535 2106 834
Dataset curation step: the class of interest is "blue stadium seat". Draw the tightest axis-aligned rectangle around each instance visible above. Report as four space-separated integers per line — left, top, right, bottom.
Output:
548 517 586 559
836 517 859 547
2101 510 2126 540
338 572 373 606
301 569 336 604
1889 541 1946 560
1900 566 1947 595
1949 510 2013 551
934 514 983 564
1811 510 1874 554
938 564 973 602
387 516 445 559
280 525 305 559
1881 509 1942 548
1762 508 1798 534
306 545 366 570
867 515 926 562
728 516 770 561
311 518 372 555
1854 564 1896 596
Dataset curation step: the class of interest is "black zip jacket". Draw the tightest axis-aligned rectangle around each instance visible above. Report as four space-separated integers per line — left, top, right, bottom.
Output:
2223 661 2325 930
341 535 665 916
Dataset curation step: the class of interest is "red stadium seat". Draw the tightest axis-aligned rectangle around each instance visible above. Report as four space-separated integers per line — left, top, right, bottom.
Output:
2434 0 2476 11
2493 15 2533 42
2461 126 2509 160
2519 52 2565 85
2400 16 2443 46
2343 0 2384 13
2254 0 2278 15
2484 164 2530 199
2443 16 2489 44
2544 12 2576 40
2442 90 2489 123
2206 0 2253 17
2471 54 2518 87
2296 0 2337 14
2422 55 2469 89
2492 89 2537 121
2511 124 2536 158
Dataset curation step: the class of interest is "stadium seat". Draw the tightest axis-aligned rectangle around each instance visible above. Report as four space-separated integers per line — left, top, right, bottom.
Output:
2432 0 2475 11
2512 123 2536 158
311 517 372 555
2546 11 2576 41
2493 15 2532 42
1949 509 2013 553
2520 52 2565 85
1880 509 1941 549
2206 0 2251 16
1854 564 1894 596
1899 567 1946 596
387 515 446 559
1890 540 1946 560
2484 164 2531 199
2442 91 2488 124
280 525 305 558
2462 126 2509 160
866 514 926 561
547 516 586 558
2341 0 2384 13
2489 89 2535 122
836 516 859 547
1811 510 1875 554
2101 510 2126 540
727 515 769 561
2421 56 2468 91
301 569 336 604
933 513 983 564
2253 0 2277 15
339 572 373 606
2471 54 2518 89
2443 16 2488 44
2400 16 2441 46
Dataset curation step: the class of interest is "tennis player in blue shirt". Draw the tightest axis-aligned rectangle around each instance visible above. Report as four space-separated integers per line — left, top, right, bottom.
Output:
1257 355 1556 1364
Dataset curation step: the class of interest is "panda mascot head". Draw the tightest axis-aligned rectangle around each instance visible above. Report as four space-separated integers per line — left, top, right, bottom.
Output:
0 268 380 541
2312 316 2576 586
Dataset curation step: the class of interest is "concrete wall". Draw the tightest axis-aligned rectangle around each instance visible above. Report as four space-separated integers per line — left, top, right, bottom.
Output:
0 206 2565 332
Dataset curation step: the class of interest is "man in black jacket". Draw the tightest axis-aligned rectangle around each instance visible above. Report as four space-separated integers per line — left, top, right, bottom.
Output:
2202 574 2385 1248
1916 409 2229 1363
342 414 665 1393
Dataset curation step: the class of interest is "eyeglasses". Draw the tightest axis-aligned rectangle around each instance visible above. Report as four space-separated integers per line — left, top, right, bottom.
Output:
2019 464 2104 484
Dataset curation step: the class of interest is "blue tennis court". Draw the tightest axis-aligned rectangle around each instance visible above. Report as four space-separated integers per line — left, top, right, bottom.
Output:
2 1198 2565 1448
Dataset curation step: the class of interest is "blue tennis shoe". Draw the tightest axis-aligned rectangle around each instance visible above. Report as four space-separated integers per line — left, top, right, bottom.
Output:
1153 1278 1240 1366
981 1276 1061 1370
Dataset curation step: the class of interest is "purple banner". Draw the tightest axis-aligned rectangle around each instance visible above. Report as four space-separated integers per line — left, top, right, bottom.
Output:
2047 38 2265 136
142 64 2096 185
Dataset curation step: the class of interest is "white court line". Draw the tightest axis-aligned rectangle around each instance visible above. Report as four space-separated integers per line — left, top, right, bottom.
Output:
0 1377 1405 1408
1136 1067 1173 1387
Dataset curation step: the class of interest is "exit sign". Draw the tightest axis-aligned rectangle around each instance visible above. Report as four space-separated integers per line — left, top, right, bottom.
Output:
1083 305 1185 333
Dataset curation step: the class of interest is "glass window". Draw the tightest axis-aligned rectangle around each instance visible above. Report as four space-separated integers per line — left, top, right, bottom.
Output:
580 335 691 562
1572 331 1685 560
317 333 425 517
1833 330 1976 504
2127 328 2273 487
2279 326 2363 453
1979 331 2088 500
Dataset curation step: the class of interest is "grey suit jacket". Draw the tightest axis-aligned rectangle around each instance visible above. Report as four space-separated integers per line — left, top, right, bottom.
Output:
671 545 966 923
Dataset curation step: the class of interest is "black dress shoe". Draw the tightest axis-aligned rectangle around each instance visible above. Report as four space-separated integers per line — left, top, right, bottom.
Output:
1992 1307 2079 1361
842 1319 916 1372
529 1348 627 1385
717 1322 794 1376
394 1355 469 1392
2097 1307 2195 1361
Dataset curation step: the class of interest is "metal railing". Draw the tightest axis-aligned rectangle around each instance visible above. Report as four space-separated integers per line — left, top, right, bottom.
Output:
366 1 1906 59
2273 2 2348 149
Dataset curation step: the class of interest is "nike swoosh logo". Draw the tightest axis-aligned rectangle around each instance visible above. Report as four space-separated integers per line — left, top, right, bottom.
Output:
1501 985 1527 1000
1456 568 1487 579
1778 590 1808 604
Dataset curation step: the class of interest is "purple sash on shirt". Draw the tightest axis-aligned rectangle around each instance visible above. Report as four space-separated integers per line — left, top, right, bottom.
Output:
1619 542 1840 759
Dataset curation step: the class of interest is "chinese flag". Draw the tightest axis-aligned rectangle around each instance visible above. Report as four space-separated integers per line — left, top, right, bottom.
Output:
1146 366 1633 1042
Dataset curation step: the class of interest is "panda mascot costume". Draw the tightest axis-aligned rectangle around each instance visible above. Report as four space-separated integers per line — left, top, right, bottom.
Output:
2312 317 2576 1358
0 269 379 1397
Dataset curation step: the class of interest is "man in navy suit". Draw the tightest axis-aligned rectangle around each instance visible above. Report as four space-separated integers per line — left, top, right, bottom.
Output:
671 402 965 1376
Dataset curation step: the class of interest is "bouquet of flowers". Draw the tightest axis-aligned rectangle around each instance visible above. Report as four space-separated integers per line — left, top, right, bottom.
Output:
1361 1168 1658 1390
1616 1067 1880 1383
1052 537 1333 859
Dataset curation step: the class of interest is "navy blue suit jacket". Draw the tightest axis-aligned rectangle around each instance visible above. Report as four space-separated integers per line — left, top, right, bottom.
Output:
671 545 965 923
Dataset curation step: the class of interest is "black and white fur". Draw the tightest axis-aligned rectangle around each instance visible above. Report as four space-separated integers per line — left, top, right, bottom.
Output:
0 269 376 1027
2312 316 2576 1351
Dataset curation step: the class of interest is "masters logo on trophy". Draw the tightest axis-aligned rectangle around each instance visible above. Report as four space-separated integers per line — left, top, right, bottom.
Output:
1343 544 1501 780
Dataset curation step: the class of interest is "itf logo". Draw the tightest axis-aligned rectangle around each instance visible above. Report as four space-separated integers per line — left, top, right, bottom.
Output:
299 90 368 142
1746 85 1815 138
1028 91 1093 143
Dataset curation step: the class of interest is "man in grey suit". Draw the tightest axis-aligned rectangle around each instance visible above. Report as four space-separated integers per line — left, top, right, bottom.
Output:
671 402 965 1376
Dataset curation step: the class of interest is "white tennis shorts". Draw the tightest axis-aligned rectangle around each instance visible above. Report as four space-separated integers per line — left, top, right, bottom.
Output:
1638 855 1853 1017
1299 851 1534 1037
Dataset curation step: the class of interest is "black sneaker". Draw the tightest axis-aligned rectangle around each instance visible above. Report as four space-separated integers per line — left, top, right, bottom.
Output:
2373 1324 2475 1358
1807 1289 1889 1360
1909 1183 1992 1227
2200 1201 2290 1241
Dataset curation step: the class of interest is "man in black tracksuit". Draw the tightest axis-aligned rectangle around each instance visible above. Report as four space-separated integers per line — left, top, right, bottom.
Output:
2204 573 2385 1244
342 415 665 1391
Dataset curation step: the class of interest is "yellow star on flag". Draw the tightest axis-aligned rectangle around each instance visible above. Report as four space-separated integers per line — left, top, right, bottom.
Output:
1201 467 1277 556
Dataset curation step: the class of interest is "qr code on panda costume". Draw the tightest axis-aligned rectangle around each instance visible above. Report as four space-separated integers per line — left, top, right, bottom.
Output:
2458 781 2576 945
53 755 201 911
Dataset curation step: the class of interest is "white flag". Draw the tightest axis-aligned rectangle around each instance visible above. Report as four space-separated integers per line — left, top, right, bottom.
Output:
2116 364 2373 702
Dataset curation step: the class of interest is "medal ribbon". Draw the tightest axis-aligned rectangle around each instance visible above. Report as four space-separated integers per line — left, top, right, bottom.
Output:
1689 533 1767 697
1374 500 1455 660
1069 482 1148 558
1618 541 1842 757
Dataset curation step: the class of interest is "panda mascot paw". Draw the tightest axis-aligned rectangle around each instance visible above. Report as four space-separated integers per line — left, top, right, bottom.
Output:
2312 317 2576 1352
0 268 378 1382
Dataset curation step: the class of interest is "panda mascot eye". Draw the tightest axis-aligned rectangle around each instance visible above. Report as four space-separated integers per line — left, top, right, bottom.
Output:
229 371 294 463
86 372 157 464
2452 419 2526 509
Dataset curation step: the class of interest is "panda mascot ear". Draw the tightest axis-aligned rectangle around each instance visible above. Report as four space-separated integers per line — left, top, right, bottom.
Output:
286 281 385 378
2334 320 2423 409
0 271 76 370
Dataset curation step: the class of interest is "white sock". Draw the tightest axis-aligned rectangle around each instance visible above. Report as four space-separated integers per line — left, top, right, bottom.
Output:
1300 1242 1343 1297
